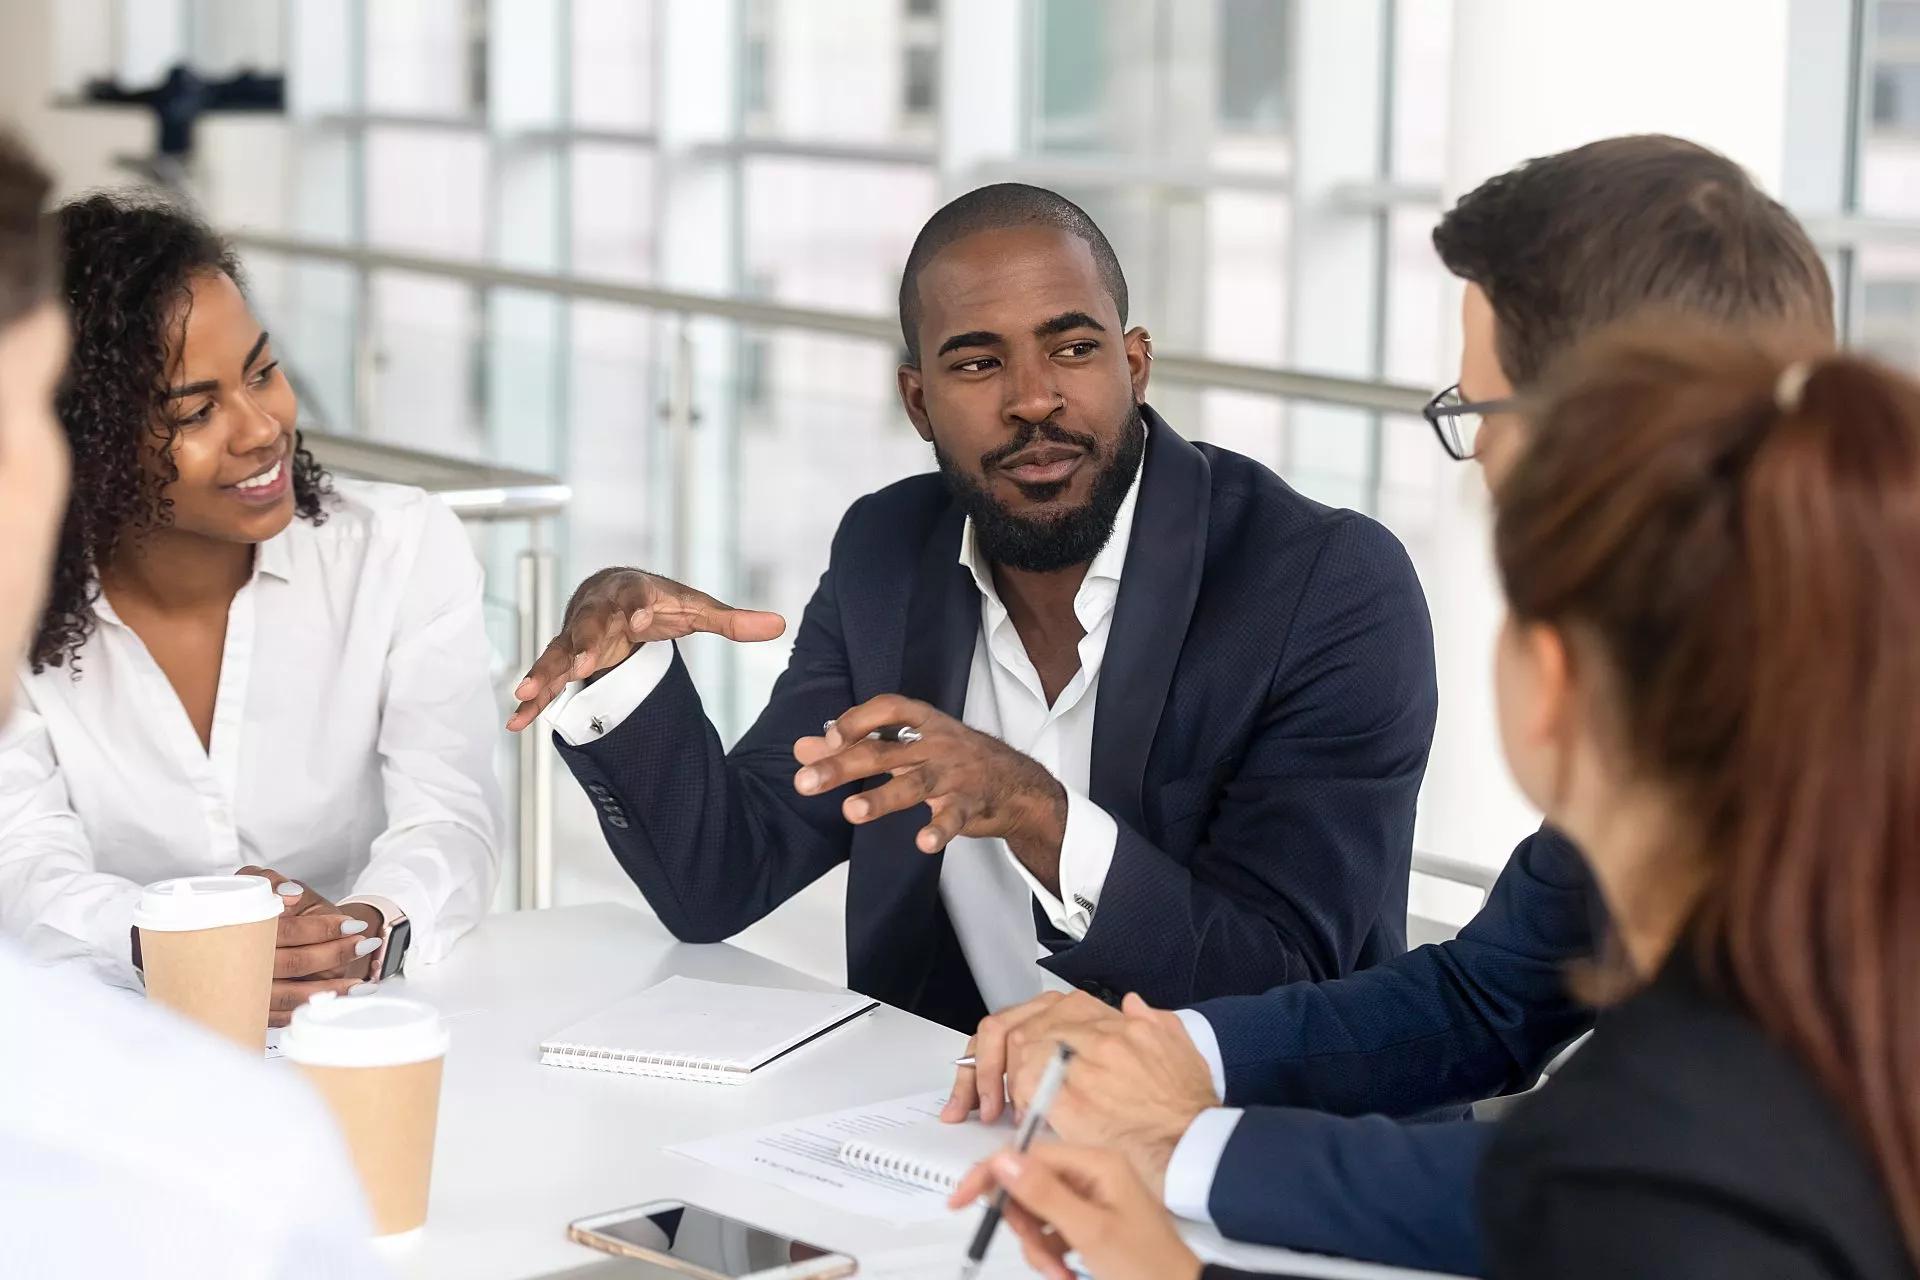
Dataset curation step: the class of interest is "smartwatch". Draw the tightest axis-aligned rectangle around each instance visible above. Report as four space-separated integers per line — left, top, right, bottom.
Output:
344 896 412 981
377 913 412 980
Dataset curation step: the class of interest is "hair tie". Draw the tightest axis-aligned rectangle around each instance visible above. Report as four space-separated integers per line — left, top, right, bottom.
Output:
1774 361 1814 414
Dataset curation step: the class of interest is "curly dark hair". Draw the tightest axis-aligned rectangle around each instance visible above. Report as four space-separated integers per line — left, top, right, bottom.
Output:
33 192 331 673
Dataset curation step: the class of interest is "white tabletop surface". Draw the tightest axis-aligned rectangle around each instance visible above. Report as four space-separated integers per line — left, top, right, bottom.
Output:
356 903 1464 1280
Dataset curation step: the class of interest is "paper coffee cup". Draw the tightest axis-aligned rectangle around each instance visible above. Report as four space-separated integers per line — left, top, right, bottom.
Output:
282 995 449 1236
133 874 281 1052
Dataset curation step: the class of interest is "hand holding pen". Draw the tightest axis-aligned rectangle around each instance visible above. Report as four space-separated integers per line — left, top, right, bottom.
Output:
957 1042 1075 1280
945 1052 1206 1280
789 695 1070 870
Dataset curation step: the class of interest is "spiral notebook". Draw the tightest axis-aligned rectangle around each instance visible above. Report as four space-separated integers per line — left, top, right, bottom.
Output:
836 1112 1020 1194
539 976 878 1084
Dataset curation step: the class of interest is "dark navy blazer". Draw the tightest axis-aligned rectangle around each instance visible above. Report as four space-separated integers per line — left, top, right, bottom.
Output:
1195 826 1604 1276
553 409 1438 1031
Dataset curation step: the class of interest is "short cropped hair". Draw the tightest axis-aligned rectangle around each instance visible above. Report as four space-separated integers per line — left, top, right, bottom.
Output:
1434 134 1834 390
898 183 1128 365
0 131 55 327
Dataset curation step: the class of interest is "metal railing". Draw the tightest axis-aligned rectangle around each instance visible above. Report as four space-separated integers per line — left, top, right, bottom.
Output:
228 230 1435 416
303 431 566 913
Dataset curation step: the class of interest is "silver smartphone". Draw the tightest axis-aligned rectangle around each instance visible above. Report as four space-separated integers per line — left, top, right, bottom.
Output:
568 1200 856 1280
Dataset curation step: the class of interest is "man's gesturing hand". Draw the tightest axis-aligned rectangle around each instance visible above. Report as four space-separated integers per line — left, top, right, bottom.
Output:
507 568 785 731
792 695 1068 877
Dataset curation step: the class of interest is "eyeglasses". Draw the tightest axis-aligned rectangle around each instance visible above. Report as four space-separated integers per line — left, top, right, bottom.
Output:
1423 384 1518 461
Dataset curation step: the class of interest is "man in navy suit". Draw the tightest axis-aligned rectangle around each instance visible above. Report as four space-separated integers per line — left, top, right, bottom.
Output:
507 183 1436 1033
946 137 1839 1275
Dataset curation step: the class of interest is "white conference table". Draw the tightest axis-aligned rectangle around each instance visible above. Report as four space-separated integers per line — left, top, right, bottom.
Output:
353 903 1464 1280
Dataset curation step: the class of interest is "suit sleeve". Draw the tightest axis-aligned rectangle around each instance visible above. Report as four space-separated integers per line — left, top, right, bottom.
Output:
550 505 868 944
1188 826 1599 1118
1044 514 1437 1002
1208 1109 1495 1277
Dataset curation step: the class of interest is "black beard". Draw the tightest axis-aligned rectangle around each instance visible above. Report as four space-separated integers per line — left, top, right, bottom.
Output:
934 406 1148 574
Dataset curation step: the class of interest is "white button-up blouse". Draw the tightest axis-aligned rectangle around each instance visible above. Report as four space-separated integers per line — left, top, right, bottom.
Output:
0 479 503 982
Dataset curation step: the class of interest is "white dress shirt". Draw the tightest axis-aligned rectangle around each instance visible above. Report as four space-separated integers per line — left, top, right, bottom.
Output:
0 940 383 1277
1165 1009 1240 1222
548 464 1141 1014
0 480 503 982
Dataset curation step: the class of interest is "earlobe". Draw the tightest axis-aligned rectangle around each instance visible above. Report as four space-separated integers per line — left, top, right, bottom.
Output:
1124 327 1152 403
897 365 934 443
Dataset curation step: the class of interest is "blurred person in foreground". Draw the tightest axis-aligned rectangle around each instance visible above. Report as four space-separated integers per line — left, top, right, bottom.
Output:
0 130 382 1279
0 193 502 1023
956 323 1920 1280
945 135 1839 1274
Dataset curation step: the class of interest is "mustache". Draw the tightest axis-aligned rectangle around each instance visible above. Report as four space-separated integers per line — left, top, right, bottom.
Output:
979 419 1100 471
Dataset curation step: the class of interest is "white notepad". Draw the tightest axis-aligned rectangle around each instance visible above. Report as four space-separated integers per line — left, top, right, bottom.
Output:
539 976 878 1084
836 1112 1020 1194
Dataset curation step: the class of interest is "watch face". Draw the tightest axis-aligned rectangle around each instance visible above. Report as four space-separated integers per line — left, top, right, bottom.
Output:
380 919 413 980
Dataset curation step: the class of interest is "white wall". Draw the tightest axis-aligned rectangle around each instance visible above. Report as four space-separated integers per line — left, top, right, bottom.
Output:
1414 0 1800 873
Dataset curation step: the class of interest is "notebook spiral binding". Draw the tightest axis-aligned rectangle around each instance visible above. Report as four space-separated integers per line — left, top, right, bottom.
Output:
539 1041 751 1085
841 1144 953 1192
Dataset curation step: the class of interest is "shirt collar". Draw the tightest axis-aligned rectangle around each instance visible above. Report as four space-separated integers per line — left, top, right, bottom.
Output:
88 531 295 631
956 444 1146 609
254 527 295 583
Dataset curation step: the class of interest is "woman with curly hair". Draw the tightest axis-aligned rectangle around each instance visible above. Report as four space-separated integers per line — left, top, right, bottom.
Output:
0 192 501 1023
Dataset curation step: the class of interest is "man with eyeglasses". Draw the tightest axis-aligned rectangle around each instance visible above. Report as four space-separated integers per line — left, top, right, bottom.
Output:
943 135 1838 1276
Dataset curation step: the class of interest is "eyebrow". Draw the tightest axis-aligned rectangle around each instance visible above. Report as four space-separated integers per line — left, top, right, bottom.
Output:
936 329 1002 358
1033 311 1106 339
933 311 1108 360
164 331 271 400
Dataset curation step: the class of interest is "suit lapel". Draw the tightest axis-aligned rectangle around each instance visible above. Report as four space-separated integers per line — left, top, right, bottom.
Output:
898 503 978 719
857 500 979 1011
1090 407 1211 831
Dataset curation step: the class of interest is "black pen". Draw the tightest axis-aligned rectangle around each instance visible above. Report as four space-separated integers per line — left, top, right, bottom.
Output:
821 718 922 744
960 1042 1074 1279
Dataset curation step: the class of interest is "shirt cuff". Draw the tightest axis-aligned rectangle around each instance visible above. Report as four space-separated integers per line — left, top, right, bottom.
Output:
338 893 405 927
999 786 1117 939
1174 1008 1228 1102
1164 1107 1243 1224
544 641 675 747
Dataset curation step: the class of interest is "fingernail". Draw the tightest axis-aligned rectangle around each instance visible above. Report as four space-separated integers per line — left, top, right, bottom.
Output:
339 919 368 935
796 769 819 793
991 1153 1024 1179
353 937 382 957
348 982 378 996
277 882 303 897
515 678 535 696
847 798 867 820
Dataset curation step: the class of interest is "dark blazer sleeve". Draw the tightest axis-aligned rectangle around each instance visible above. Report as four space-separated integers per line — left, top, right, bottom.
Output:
1188 826 1597 1117
1209 1109 1494 1276
1046 515 1438 1001
1484 1173 1832 1280
550 510 870 944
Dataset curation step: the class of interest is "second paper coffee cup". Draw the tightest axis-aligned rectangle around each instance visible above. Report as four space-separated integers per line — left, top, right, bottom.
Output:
281 994 449 1236
133 874 281 1052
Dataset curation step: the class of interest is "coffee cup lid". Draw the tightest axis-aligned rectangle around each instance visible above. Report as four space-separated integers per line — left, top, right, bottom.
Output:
131 874 282 932
280 994 448 1068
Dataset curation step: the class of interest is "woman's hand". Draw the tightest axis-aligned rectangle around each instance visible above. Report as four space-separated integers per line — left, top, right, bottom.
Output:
947 1146 1203 1280
240 866 384 1025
